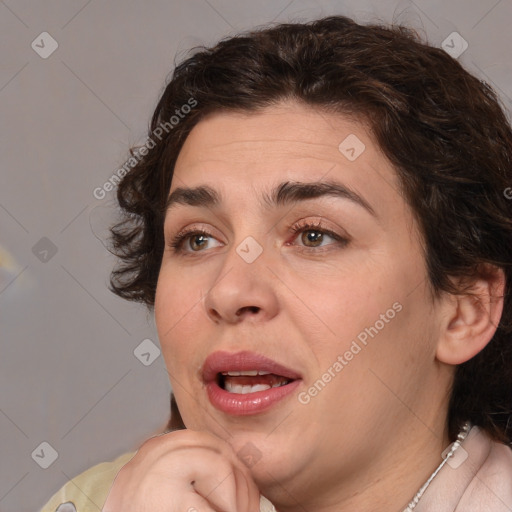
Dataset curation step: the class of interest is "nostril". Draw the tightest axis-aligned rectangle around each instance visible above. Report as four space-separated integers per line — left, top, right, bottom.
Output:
236 306 260 316
208 308 222 320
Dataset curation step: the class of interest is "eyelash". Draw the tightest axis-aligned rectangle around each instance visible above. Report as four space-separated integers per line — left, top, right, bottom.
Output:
168 220 349 255
288 220 349 251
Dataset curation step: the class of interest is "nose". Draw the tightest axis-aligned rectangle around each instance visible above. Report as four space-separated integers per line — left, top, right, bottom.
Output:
203 243 279 324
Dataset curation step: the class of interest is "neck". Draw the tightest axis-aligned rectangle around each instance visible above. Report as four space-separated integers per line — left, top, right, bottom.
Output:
269 415 452 512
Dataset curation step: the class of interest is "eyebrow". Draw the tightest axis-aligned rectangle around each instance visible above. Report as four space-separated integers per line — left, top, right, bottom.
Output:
164 180 376 217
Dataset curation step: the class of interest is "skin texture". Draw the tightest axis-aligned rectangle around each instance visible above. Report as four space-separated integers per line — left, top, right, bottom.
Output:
104 101 505 511
103 430 261 512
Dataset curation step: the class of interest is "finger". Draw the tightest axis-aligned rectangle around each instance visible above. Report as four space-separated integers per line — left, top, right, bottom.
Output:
222 443 262 512
176 445 262 512
232 464 261 512
192 462 261 512
178 495 217 512
192 468 238 512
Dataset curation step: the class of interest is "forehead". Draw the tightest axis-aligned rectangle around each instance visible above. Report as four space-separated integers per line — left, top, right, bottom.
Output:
170 101 407 225
175 103 372 168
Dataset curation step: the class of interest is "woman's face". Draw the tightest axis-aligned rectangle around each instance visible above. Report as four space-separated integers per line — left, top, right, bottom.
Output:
155 101 451 504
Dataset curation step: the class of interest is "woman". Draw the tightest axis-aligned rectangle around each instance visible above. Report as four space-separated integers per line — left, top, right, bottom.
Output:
42 14 512 512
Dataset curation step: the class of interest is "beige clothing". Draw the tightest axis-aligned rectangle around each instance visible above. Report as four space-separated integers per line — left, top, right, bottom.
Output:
39 451 275 512
40 426 512 511
40 452 135 512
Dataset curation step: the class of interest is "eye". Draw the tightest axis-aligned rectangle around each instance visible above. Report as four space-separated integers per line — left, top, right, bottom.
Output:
167 220 349 256
288 220 349 249
168 228 223 254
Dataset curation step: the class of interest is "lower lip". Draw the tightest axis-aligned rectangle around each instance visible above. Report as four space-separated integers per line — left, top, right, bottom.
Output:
206 379 301 415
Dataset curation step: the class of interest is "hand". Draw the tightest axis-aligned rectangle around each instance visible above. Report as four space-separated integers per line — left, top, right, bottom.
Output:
102 429 262 512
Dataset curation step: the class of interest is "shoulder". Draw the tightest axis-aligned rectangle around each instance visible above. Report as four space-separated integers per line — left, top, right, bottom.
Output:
458 432 512 511
40 452 135 512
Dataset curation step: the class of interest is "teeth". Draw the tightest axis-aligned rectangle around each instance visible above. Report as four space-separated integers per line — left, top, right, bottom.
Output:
224 380 289 394
225 382 272 394
221 370 271 376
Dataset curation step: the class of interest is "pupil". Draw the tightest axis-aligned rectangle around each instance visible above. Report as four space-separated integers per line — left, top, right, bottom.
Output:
303 230 322 246
191 235 208 251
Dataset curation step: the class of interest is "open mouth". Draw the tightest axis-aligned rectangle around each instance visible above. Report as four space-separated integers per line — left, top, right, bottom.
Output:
217 370 292 394
202 350 302 415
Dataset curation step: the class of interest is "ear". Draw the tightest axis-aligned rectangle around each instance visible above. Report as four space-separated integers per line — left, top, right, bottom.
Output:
436 265 506 365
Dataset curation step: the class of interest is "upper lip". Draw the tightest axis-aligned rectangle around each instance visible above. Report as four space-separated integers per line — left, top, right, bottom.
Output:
202 350 302 383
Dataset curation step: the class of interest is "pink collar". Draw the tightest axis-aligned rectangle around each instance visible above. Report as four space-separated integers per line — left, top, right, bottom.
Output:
414 426 512 511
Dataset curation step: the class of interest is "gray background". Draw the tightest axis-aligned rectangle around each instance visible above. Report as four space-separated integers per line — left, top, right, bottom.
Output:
0 1 510 511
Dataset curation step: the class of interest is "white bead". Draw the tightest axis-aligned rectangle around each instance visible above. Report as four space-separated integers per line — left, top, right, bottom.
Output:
402 422 471 512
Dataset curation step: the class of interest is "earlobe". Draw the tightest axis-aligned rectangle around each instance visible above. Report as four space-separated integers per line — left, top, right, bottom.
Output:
435 266 506 365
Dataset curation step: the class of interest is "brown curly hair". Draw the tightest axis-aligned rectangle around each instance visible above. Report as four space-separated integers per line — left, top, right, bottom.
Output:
109 15 512 445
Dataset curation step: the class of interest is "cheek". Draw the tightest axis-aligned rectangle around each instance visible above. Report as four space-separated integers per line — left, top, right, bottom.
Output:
305 258 432 386
303 301 434 436
154 269 205 365
295 263 404 352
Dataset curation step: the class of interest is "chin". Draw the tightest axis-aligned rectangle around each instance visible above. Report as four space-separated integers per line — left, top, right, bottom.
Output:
228 430 305 482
